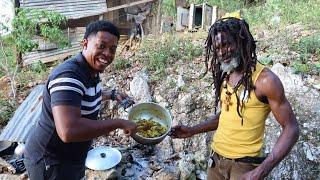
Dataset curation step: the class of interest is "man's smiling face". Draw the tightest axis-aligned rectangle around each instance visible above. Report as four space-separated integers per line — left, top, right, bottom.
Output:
82 31 118 73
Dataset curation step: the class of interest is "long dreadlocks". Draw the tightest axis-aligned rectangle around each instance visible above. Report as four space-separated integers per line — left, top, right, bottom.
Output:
204 17 258 118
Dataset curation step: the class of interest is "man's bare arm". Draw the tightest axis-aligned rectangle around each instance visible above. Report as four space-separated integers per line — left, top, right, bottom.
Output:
52 105 136 143
190 113 220 135
250 69 299 178
171 114 220 138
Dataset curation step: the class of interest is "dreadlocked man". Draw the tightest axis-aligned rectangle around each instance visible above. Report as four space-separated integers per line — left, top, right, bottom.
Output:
171 17 299 180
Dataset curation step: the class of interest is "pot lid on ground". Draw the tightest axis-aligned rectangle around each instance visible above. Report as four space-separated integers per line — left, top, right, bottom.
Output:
85 146 122 170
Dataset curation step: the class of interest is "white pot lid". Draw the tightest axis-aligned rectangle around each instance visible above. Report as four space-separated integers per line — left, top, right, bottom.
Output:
85 146 122 170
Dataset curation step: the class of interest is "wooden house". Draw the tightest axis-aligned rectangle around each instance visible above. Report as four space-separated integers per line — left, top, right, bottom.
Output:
176 2 217 32
16 0 160 65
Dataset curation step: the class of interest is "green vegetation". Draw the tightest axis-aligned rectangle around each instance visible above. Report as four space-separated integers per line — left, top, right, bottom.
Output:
136 34 203 80
259 55 273 65
16 63 50 87
162 0 176 18
30 61 48 73
0 36 16 78
12 8 68 54
291 33 320 57
243 0 320 29
290 33 320 74
114 57 132 70
291 61 311 74
0 37 17 127
0 98 15 127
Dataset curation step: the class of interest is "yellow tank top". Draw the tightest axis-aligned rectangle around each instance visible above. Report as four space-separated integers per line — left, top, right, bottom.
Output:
212 63 271 158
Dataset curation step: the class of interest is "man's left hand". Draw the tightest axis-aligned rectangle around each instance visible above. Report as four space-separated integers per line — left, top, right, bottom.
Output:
239 169 263 180
102 89 135 109
113 90 135 109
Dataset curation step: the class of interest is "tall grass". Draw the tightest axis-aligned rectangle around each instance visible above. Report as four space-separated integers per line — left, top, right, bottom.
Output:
135 33 203 79
290 33 320 74
162 0 176 18
244 0 320 29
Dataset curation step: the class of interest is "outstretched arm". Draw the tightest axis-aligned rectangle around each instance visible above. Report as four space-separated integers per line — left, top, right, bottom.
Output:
53 105 137 143
190 113 220 135
242 69 299 179
171 113 220 138
48 73 137 143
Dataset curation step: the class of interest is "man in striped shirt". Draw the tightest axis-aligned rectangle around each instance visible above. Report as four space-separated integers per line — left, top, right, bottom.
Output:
24 20 137 180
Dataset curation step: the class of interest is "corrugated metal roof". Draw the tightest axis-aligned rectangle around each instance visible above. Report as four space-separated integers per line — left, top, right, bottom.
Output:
0 85 44 143
19 0 107 19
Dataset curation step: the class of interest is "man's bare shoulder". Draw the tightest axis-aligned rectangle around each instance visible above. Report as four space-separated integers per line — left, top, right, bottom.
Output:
255 66 284 97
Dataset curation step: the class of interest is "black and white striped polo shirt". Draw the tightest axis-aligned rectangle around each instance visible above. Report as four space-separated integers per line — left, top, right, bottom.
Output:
25 53 102 165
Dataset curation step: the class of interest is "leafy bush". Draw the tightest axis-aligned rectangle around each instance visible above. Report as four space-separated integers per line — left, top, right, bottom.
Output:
114 57 131 70
0 97 15 126
30 61 48 73
162 0 176 17
12 8 69 54
289 33 320 74
1 8 68 87
291 59 319 75
291 33 320 56
259 56 273 65
291 61 311 74
137 34 203 79
182 40 203 61
0 36 16 73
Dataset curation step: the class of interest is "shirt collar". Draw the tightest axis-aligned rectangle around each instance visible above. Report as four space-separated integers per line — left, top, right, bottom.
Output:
75 52 99 79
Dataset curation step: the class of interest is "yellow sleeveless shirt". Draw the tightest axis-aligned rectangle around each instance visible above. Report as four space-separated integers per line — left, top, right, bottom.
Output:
211 63 271 158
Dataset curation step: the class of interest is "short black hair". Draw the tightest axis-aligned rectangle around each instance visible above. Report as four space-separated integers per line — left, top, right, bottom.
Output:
84 20 120 40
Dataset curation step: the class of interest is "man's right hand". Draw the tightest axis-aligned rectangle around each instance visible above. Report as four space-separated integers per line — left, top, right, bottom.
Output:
170 125 194 138
119 120 137 136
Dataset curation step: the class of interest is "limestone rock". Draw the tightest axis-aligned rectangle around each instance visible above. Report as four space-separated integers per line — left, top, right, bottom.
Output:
130 71 152 103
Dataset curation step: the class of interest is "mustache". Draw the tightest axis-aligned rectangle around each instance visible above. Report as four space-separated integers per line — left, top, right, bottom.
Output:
217 51 240 61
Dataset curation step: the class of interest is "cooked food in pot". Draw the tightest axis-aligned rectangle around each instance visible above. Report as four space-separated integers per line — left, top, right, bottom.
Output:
136 118 167 138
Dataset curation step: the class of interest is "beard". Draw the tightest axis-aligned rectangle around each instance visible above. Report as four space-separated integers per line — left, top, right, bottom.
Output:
220 52 240 75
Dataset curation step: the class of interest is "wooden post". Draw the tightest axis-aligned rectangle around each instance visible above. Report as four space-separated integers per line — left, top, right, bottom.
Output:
211 6 218 25
160 15 164 34
201 3 206 29
156 0 162 34
188 3 195 31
